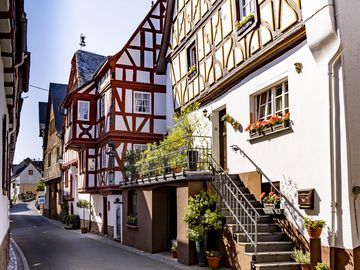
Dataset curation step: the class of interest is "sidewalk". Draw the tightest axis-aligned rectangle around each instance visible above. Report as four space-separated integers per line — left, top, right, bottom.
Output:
7 238 28 270
34 205 229 270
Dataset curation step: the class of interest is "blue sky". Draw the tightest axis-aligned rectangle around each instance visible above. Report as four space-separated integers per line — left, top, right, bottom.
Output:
14 0 153 163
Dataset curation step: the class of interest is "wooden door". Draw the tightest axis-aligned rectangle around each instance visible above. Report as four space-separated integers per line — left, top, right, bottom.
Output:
103 196 108 234
219 109 227 170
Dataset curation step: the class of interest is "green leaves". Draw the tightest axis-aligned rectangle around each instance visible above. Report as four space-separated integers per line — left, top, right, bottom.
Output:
184 190 224 242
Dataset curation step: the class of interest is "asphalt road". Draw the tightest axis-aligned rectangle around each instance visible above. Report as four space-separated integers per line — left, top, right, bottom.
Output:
10 203 179 270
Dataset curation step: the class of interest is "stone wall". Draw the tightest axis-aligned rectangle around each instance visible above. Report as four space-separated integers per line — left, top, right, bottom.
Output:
0 229 9 270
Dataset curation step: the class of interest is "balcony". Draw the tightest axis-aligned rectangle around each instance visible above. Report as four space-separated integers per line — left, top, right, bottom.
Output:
121 136 212 187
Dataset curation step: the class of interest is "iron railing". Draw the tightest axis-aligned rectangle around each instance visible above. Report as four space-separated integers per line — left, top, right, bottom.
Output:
209 156 260 256
230 144 305 219
122 136 212 185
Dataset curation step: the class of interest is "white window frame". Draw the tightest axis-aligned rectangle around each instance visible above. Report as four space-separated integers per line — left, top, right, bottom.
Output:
238 0 255 19
134 92 151 114
78 100 90 121
254 81 289 122
133 144 147 152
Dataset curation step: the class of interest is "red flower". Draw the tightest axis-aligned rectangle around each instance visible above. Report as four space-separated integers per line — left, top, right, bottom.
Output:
269 191 274 196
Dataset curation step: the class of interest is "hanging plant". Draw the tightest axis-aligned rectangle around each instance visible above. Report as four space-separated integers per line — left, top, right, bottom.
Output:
221 114 241 130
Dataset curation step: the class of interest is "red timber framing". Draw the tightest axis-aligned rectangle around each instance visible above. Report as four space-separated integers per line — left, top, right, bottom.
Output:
62 0 168 194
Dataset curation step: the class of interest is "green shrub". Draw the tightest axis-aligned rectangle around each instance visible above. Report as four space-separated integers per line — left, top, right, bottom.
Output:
315 262 330 270
291 248 310 264
304 217 326 229
67 214 80 229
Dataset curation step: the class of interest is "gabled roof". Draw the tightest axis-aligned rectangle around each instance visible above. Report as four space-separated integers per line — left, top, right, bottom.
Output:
49 83 67 133
12 158 43 177
75 50 106 87
38 102 48 125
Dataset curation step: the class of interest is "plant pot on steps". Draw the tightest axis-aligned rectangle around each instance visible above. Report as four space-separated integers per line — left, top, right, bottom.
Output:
306 227 322 239
207 257 221 269
172 250 178 258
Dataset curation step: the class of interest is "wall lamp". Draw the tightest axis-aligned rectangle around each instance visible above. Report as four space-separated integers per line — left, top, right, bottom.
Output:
202 109 211 120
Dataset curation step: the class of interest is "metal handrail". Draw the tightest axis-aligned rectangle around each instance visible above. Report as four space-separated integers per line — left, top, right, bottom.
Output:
209 155 259 256
230 144 305 219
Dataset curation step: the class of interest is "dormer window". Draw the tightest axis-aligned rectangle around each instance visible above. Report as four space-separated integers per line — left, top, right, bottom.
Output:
78 101 90 121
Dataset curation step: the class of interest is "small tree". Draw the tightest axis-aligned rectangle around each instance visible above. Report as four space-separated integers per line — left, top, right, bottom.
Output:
36 179 45 191
76 199 91 230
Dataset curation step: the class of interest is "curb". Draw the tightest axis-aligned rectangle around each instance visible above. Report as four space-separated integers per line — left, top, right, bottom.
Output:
10 238 30 270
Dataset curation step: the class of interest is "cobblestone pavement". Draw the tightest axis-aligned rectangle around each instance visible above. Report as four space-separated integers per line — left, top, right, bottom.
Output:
7 243 17 270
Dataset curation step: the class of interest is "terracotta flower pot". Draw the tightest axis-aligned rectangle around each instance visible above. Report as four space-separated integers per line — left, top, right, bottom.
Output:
306 227 322 239
207 256 221 269
172 251 178 258
301 264 311 270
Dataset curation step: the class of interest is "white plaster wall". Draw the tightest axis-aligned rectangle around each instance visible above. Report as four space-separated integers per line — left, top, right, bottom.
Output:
200 41 350 248
0 47 9 244
154 93 166 115
18 163 42 184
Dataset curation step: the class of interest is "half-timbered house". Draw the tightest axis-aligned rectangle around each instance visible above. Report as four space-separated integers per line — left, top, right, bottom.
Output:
42 83 67 219
62 0 168 241
154 0 360 268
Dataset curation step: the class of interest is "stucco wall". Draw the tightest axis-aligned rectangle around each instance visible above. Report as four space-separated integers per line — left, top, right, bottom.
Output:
199 40 354 249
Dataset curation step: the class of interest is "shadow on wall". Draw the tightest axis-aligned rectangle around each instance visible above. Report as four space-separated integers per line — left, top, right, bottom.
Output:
220 226 241 270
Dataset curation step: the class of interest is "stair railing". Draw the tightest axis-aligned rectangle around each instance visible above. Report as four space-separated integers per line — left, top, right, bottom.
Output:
230 144 305 220
209 155 260 256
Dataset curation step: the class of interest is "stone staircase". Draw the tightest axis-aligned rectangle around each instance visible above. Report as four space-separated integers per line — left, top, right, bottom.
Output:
219 175 300 270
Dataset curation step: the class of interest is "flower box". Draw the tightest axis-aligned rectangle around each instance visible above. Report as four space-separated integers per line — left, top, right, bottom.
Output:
273 123 286 132
263 208 284 215
262 127 272 135
264 203 276 209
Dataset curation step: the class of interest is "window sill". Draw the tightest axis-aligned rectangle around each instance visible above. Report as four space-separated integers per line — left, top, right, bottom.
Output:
126 224 138 230
247 124 291 142
236 14 257 41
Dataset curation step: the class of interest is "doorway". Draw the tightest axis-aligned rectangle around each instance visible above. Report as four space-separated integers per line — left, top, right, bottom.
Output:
167 187 177 250
102 196 108 235
218 108 227 170
115 206 122 241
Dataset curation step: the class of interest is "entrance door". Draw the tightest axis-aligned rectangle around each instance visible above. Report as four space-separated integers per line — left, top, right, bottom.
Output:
167 188 177 250
219 108 227 170
103 196 108 235
116 207 122 241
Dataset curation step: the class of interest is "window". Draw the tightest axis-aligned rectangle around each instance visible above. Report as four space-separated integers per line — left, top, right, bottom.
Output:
47 152 52 168
78 100 90 121
187 42 197 70
100 96 105 118
255 81 289 121
128 190 137 216
133 144 147 152
237 0 254 20
134 92 151 114
28 170 33 176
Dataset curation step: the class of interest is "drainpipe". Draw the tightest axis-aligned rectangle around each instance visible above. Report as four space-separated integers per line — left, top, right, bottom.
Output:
326 1 342 267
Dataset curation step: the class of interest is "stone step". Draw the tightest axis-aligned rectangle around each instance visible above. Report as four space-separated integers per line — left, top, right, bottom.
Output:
228 223 281 234
243 241 294 253
235 231 288 242
225 215 273 224
247 251 293 263
254 261 300 270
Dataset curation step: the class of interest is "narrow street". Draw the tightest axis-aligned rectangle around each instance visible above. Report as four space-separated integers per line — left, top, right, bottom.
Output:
10 203 180 270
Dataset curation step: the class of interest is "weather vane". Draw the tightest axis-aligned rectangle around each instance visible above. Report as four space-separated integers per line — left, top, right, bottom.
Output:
79 33 86 49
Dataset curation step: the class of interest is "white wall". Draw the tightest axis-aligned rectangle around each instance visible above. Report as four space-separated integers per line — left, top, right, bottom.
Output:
18 163 42 184
199 40 354 249
0 45 9 244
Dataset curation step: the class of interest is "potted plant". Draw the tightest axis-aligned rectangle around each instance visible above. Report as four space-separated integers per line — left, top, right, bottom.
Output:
291 248 310 270
184 190 224 267
65 214 80 230
76 199 91 233
206 250 222 269
315 262 330 270
221 114 241 131
260 192 280 208
304 217 326 239
127 215 137 226
170 239 178 258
